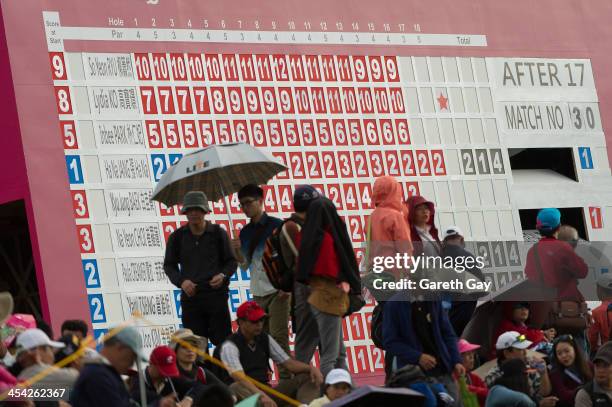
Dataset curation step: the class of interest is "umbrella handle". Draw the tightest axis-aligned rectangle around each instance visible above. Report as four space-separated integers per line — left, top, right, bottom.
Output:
219 182 235 239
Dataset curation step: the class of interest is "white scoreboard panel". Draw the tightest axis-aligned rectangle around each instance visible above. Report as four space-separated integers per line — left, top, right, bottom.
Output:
4 0 612 382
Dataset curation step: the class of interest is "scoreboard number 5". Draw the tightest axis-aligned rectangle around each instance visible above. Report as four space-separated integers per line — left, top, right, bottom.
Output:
60 121 78 149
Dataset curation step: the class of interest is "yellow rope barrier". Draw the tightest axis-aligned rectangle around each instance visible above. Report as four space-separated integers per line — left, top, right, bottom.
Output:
0 315 305 406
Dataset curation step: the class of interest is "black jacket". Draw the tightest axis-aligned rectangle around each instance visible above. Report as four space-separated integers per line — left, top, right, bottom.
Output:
129 367 201 406
70 361 133 407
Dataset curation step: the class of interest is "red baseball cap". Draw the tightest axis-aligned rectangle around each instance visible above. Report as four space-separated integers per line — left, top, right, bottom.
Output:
149 346 180 378
236 301 266 322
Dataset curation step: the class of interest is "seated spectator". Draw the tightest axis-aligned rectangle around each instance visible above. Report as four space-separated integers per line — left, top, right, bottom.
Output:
220 301 323 406
575 342 612 407
129 345 198 406
71 326 146 407
382 290 464 406
59 319 98 361
549 334 592 407
485 331 552 400
588 274 612 354
308 369 353 407
60 320 88 340
54 334 85 371
485 359 537 407
493 302 555 356
170 328 226 389
194 384 235 407
458 339 488 406
16 328 78 400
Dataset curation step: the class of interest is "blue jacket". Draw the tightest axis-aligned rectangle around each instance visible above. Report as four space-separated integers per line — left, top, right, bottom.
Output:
70 361 132 407
382 294 462 373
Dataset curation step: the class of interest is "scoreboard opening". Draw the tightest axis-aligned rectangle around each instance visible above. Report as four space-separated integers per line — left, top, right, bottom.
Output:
519 207 587 240
0 199 41 318
509 148 578 182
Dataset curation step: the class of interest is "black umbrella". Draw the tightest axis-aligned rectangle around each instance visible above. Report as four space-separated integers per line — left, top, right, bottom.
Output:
326 386 425 407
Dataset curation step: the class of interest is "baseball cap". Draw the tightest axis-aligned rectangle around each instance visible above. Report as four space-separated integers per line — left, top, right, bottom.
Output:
112 326 147 362
536 208 561 231
457 339 480 354
325 369 353 387
181 191 211 214
594 342 612 365
293 185 321 212
442 225 464 240
512 302 530 310
150 346 180 378
16 328 65 354
496 331 533 350
236 301 266 322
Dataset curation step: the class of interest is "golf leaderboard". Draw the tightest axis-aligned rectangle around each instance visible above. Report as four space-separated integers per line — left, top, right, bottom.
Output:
2 0 612 382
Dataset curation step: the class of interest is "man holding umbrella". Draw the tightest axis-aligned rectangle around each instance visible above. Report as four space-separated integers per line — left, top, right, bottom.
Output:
164 191 238 348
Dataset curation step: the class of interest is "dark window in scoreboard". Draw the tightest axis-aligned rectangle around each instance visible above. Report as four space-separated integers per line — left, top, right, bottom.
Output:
519 207 587 239
509 148 578 182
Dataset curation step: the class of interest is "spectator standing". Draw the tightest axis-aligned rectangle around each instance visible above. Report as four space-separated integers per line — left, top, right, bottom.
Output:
549 335 593 407
524 208 588 302
589 274 612 354
458 339 488 406
441 226 485 336
485 359 537 407
405 195 441 257
284 185 320 366
484 331 553 403
575 342 612 406
164 191 237 348
219 301 323 407
308 369 353 407
296 197 362 378
368 176 412 278
382 290 465 406
71 326 146 407
230 184 289 380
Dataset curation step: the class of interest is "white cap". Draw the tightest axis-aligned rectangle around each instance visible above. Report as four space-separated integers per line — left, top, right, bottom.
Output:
443 225 464 240
495 330 533 350
325 368 353 387
16 329 65 353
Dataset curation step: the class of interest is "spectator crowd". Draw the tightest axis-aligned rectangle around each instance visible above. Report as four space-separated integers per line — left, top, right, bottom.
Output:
1 176 611 407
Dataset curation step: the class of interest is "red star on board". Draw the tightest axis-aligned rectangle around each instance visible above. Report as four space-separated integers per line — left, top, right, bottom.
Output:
437 93 449 111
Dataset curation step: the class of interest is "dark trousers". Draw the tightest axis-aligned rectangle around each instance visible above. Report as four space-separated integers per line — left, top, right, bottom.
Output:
181 290 232 347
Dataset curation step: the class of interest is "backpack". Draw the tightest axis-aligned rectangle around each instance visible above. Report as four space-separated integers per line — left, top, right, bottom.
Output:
370 301 385 349
578 381 612 407
262 219 301 292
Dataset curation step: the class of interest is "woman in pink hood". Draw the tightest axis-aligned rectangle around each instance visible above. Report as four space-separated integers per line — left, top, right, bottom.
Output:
368 177 412 278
